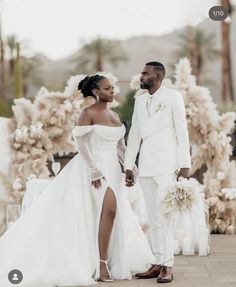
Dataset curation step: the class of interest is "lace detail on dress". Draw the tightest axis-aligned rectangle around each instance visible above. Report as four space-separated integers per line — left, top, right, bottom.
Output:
73 127 104 181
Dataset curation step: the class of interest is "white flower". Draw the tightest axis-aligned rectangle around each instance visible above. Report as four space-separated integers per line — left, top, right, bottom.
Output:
64 74 87 97
12 178 23 191
221 188 236 200
49 117 57 125
14 125 29 141
226 225 235 234
35 121 43 129
218 132 230 146
36 87 49 100
215 219 222 225
27 174 37 181
73 99 84 111
64 100 73 112
30 121 43 137
153 101 167 113
130 74 141 90
13 142 21 149
15 129 23 141
174 58 196 90
31 147 43 157
217 172 225 181
21 126 29 136
162 178 204 214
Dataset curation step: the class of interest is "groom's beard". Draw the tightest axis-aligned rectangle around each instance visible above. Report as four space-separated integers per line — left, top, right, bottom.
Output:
140 81 153 89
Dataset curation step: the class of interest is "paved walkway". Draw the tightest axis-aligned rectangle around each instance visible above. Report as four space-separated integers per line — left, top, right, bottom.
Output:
98 235 236 287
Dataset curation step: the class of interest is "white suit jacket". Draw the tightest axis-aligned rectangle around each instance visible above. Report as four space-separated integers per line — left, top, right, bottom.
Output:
124 86 191 177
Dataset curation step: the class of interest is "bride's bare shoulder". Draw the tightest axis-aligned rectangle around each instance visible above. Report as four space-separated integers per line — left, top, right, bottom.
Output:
77 107 95 126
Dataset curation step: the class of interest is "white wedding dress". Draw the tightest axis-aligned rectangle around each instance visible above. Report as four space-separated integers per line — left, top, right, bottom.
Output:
0 124 155 287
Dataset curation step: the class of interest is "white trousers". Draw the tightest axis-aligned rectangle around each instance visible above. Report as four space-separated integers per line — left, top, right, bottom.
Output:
140 174 175 267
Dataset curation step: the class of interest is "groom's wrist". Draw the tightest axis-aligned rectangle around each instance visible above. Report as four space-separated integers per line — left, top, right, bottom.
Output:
125 169 134 177
178 167 190 179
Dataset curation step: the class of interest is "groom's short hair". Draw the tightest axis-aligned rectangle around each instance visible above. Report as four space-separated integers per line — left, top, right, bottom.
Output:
145 61 165 80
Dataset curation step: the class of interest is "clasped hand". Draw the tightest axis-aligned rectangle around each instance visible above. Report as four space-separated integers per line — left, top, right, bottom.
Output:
125 168 190 187
176 168 190 181
125 169 134 187
91 177 106 189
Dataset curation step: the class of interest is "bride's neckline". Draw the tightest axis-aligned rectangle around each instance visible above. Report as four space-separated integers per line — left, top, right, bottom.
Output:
76 124 124 128
94 124 123 128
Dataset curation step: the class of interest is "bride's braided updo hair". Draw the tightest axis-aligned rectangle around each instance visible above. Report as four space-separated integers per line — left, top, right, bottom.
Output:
78 75 105 98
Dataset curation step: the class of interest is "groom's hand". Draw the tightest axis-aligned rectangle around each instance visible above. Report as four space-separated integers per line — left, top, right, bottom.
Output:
125 169 134 187
91 177 106 189
177 168 190 181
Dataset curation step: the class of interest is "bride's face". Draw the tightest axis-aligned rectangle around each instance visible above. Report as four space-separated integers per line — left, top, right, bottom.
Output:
94 78 114 102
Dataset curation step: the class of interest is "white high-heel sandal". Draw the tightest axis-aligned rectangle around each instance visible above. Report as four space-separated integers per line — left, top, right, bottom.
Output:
98 259 114 282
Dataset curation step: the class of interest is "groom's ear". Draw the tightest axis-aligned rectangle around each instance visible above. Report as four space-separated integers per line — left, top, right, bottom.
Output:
157 71 165 82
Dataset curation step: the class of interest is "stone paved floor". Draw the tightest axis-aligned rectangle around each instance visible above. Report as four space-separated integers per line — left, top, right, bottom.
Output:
97 235 236 287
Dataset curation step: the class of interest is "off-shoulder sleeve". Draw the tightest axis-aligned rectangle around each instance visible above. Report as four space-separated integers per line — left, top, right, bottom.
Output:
72 125 93 138
72 125 104 181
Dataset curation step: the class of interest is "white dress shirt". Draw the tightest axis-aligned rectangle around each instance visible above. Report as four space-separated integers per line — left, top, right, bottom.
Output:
146 85 163 116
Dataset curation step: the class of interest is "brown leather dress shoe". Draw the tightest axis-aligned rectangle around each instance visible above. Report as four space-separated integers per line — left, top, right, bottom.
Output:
135 264 162 279
157 266 173 283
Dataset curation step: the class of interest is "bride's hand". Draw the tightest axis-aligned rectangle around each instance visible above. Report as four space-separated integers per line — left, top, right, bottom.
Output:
91 177 106 189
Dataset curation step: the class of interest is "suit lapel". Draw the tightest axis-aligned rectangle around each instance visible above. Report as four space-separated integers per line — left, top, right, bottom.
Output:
140 94 150 121
138 94 156 138
137 88 168 138
149 90 165 118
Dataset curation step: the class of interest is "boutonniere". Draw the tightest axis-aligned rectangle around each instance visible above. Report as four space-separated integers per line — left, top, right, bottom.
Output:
153 101 167 113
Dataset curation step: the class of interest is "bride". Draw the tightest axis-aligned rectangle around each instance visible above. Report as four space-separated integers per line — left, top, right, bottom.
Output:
0 74 155 287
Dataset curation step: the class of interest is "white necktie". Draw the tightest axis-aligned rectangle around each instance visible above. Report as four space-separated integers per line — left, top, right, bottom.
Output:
147 95 153 116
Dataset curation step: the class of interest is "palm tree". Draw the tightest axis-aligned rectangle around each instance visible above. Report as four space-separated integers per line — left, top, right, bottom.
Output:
74 37 127 73
0 14 5 99
221 0 234 102
175 27 219 83
5 36 42 98
6 34 17 75
14 42 23 98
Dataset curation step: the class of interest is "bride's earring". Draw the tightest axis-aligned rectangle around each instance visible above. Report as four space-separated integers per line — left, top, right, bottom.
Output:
93 90 99 102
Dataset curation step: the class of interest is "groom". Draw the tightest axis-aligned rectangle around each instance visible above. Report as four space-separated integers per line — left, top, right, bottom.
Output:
124 61 191 283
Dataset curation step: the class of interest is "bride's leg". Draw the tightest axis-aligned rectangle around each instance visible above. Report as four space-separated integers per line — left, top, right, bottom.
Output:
98 186 117 279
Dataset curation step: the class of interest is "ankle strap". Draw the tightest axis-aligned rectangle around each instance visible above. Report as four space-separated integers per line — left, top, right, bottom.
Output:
100 259 108 264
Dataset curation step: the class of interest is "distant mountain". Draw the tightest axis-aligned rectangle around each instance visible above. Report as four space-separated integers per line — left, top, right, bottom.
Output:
33 10 236 104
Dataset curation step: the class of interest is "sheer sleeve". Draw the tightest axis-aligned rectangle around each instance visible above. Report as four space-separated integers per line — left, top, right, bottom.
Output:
72 126 104 181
